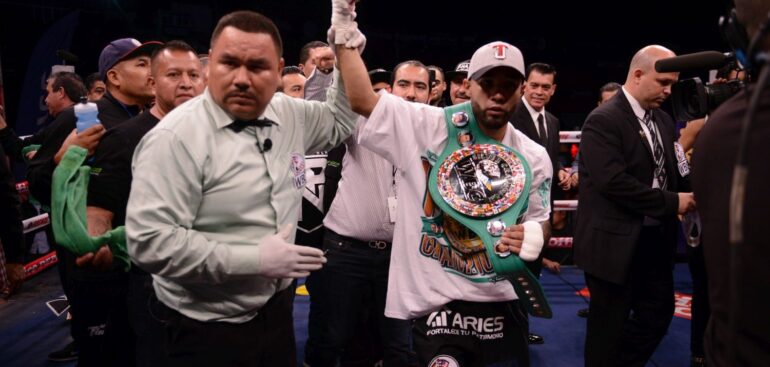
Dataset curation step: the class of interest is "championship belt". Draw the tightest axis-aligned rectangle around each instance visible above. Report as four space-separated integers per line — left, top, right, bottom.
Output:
428 102 552 318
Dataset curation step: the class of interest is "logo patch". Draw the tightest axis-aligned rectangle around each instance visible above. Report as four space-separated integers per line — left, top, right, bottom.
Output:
492 44 508 60
425 308 505 340
674 142 690 176
539 178 551 210
429 355 460 367
289 153 306 189
88 324 106 337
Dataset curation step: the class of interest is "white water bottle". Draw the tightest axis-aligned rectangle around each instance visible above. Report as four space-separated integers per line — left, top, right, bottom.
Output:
74 96 100 133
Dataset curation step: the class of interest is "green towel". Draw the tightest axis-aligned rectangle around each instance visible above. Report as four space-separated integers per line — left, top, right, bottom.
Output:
51 145 130 271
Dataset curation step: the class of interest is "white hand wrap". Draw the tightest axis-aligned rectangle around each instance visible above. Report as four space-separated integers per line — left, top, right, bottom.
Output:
327 26 367 54
519 221 544 262
331 0 357 44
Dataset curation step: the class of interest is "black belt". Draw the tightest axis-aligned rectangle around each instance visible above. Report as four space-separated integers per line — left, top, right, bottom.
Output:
326 229 391 251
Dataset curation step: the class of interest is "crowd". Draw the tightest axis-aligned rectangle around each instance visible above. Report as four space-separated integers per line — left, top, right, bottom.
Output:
0 0 768 366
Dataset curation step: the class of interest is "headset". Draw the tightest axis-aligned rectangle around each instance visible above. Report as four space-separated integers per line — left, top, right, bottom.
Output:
719 7 770 364
720 8 770 75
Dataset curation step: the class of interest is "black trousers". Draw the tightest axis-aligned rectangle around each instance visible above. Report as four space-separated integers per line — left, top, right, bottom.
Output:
69 273 134 367
161 285 296 367
127 268 168 367
687 244 709 359
584 226 674 367
314 230 411 367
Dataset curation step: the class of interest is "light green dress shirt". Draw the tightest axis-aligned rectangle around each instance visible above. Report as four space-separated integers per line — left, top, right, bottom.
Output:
126 69 357 322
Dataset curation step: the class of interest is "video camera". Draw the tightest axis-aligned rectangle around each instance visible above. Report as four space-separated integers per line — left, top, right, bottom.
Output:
655 51 746 121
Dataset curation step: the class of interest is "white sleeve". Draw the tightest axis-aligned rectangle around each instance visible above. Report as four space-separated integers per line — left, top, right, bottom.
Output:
357 93 447 169
523 145 552 223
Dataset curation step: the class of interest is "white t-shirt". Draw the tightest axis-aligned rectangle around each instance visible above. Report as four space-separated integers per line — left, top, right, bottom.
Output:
358 93 553 320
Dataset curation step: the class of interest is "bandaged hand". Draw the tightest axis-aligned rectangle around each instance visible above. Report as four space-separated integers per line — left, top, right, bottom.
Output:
332 0 357 31
257 224 327 279
327 25 366 54
493 221 544 262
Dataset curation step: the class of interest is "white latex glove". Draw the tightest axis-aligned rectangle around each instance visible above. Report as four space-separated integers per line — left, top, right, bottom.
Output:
327 25 366 54
256 224 326 279
331 0 358 44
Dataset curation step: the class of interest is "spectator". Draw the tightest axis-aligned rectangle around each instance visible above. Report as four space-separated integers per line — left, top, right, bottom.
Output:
85 73 106 101
79 40 205 367
368 68 392 94
0 142 24 300
444 59 470 105
298 40 335 77
28 37 161 366
427 65 446 106
0 72 86 163
316 59 431 366
280 66 307 99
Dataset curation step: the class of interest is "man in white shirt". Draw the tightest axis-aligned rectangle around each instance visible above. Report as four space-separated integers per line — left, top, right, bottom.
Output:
330 1 552 364
127 11 358 366
316 59 431 367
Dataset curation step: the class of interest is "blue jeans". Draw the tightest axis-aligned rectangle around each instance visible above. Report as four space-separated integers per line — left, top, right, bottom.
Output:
314 230 411 367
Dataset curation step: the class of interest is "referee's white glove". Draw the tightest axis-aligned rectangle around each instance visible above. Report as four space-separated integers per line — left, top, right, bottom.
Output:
256 224 326 279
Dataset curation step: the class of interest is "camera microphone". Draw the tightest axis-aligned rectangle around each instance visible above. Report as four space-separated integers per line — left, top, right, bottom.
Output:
655 51 733 73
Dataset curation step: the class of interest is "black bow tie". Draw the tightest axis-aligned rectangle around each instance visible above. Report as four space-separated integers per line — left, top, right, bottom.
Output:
227 118 275 133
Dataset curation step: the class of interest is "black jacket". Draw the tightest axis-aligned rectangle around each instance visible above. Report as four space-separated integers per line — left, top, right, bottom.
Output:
573 91 689 284
691 86 770 366
510 100 562 181
0 144 24 263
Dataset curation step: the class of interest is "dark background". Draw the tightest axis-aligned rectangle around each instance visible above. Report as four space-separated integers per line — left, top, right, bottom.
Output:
0 0 734 131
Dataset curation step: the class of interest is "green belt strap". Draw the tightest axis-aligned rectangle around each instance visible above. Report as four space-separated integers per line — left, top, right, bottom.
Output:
51 145 130 271
427 102 552 318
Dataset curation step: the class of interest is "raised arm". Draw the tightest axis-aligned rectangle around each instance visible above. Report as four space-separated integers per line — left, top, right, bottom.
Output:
336 47 379 117
330 0 379 117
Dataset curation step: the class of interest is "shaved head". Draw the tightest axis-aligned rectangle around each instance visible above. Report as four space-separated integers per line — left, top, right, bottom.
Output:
624 45 678 110
628 45 676 76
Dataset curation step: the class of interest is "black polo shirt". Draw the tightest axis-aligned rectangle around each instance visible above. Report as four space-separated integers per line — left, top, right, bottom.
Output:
87 109 159 227
26 92 141 206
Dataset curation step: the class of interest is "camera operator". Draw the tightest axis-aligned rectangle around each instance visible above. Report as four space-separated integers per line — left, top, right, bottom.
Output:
691 1 770 365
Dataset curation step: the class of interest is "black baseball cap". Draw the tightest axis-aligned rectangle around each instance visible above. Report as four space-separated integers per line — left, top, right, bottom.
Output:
368 68 392 85
444 59 470 81
98 38 163 80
